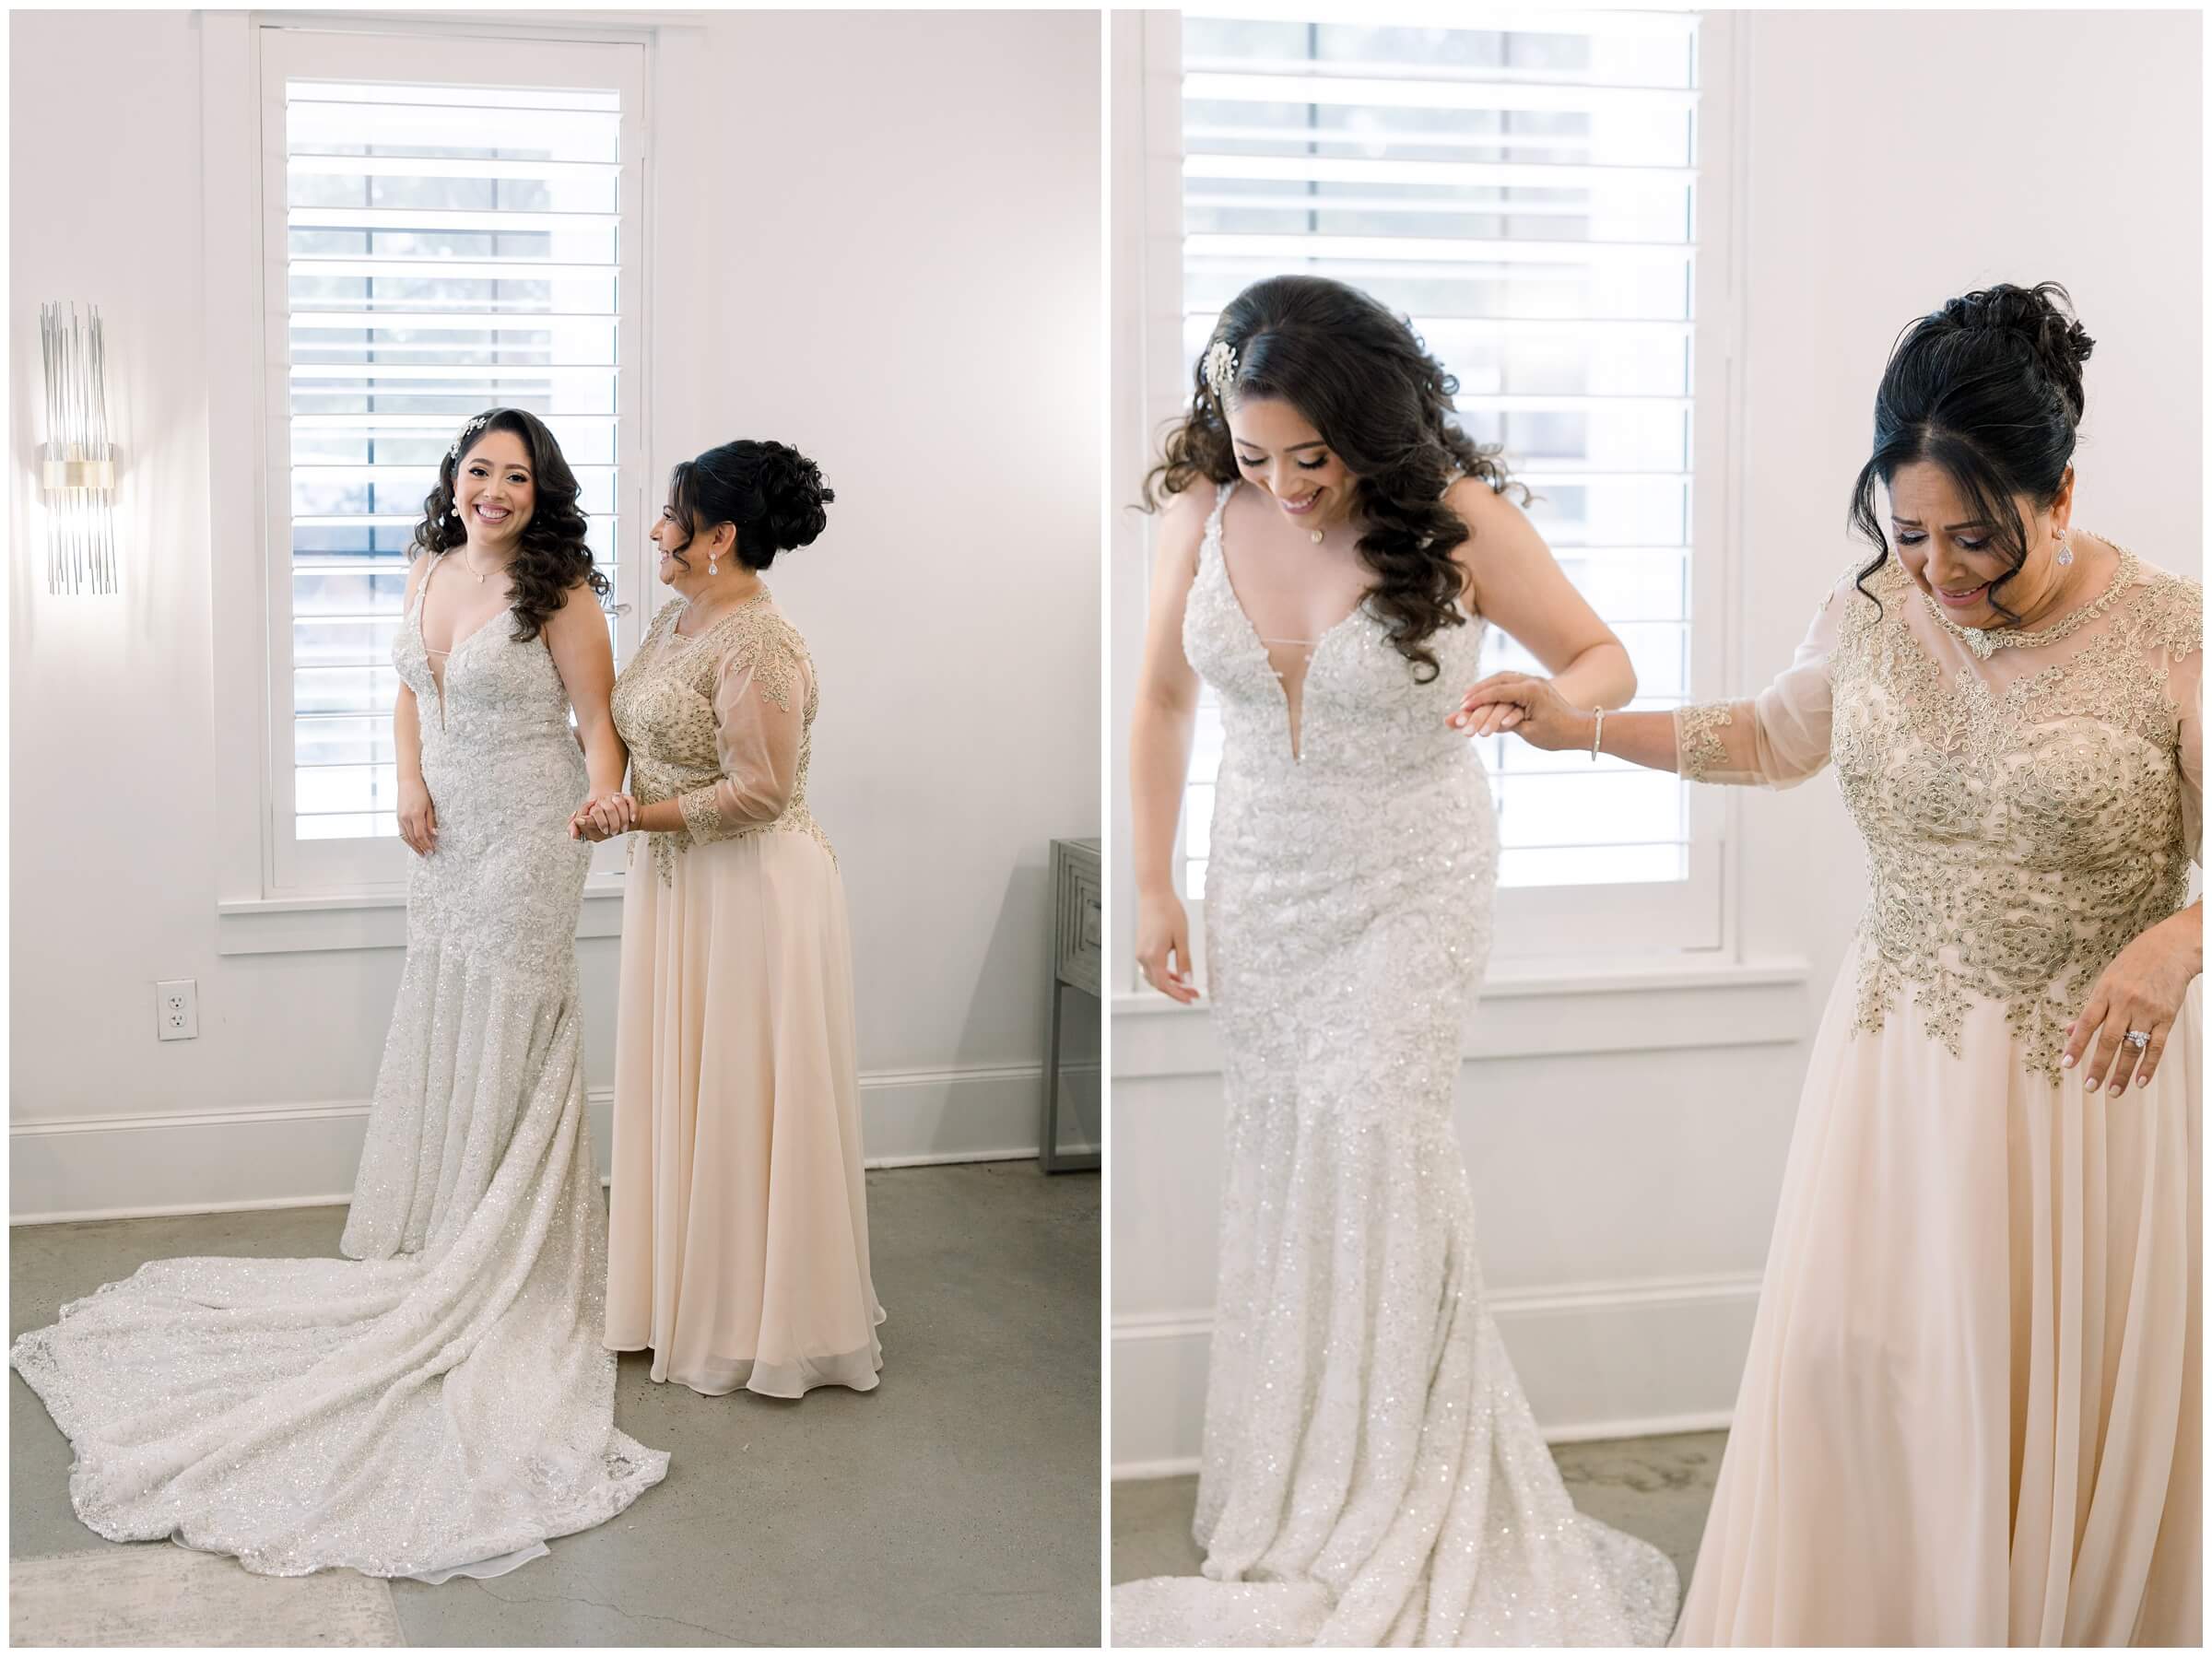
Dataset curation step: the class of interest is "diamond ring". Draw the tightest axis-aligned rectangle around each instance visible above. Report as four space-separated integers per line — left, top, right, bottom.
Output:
2124 1029 2151 1049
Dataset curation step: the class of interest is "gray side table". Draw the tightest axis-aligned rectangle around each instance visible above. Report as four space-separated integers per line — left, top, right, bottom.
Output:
1041 837 1101 1173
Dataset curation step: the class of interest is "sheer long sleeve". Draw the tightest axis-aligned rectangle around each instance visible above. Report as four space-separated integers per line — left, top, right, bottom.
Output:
676 631 808 842
2177 643 2202 868
1674 577 1848 789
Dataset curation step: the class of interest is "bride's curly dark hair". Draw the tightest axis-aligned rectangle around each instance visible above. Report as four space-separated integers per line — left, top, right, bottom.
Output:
410 407 609 642
1144 275 1522 682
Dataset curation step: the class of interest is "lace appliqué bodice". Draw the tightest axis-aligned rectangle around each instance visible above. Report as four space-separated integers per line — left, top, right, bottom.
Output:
1182 481 1492 795
394 557 582 748
610 593 833 884
1680 547 2202 1082
391 553 594 978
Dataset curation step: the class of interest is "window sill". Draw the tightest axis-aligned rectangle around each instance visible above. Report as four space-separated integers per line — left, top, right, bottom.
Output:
217 876 629 957
1111 953 1818 1079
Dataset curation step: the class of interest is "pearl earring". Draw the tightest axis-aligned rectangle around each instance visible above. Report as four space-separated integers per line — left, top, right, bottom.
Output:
2053 526 2073 567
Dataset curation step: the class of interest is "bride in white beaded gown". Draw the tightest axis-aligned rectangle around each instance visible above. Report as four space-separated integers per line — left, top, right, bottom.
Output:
11 410 665 1581
1117 277 1678 1645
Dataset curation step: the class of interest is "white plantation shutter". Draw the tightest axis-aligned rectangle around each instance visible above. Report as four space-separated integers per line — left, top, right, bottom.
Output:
1175 7 1724 942
260 28 644 890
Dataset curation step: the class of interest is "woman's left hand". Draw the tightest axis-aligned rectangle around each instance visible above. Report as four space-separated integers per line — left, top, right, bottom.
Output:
1450 672 1591 750
2065 915 2201 1092
571 792 637 842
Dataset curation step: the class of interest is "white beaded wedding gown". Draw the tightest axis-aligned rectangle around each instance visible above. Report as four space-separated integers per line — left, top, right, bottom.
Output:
11 552 667 1580
1113 483 1678 1646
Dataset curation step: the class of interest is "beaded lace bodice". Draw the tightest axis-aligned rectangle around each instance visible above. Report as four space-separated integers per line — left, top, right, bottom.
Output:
1183 481 1491 797
394 553 579 751
1677 546 2202 1080
611 593 831 883
392 552 593 978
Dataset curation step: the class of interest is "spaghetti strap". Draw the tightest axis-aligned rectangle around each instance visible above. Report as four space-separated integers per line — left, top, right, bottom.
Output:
1199 480 1237 574
410 551 444 626
1207 479 1236 532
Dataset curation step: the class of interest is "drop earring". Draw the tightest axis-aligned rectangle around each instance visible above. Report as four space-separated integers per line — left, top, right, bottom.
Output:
2054 525 2073 567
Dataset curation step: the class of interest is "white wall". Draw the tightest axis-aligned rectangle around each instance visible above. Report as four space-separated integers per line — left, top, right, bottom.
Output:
1110 7 2204 1475
9 9 1102 1220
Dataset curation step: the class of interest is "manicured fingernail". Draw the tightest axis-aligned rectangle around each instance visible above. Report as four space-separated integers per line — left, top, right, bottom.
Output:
2061 1053 2075 1067
2136 1074 2151 1088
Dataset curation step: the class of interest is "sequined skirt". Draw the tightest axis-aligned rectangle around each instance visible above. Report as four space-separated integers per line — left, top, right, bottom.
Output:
1114 758 1678 1645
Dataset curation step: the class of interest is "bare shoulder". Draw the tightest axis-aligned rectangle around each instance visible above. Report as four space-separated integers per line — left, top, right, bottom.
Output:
1153 480 1221 577
542 577 612 645
1442 472 1541 601
1159 478 1219 539
1444 471 1524 537
547 576 599 617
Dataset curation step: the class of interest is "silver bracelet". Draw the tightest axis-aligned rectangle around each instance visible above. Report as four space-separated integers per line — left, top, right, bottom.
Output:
1589 706 1606 760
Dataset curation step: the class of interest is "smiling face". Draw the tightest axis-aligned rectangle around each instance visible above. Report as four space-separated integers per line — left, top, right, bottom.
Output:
647 494 734 594
1888 458 2073 629
1225 394 1356 528
453 429 535 551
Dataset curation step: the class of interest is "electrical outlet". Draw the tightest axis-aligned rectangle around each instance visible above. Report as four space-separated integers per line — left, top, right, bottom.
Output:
156 979 199 1041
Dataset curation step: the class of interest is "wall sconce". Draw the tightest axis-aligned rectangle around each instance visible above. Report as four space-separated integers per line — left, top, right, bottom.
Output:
39 302 118 595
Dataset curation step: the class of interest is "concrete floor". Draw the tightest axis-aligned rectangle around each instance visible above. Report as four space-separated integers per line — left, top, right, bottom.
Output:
11 1161 1101 1648
1112 1428 1726 1610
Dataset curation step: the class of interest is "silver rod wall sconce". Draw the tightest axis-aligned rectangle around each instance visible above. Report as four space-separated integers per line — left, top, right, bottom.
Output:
39 302 119 595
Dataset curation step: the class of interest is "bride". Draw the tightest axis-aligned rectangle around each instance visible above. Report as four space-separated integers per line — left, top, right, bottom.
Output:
1113 275 1678 1646
11 408 666 1581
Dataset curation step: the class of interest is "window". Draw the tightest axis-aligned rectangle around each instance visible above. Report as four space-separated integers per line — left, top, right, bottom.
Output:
1167 7 1730 956
257 27 646 894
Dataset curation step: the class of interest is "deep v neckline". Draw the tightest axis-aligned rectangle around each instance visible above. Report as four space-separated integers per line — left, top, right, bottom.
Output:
1210 488 1369 764
414 554 513 725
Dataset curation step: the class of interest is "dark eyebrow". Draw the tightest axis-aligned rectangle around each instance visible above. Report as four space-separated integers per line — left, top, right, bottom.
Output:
1889 514 1989 533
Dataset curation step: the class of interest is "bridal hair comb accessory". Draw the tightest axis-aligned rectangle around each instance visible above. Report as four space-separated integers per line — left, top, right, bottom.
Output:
447 412 494 465
1203 340 1239 402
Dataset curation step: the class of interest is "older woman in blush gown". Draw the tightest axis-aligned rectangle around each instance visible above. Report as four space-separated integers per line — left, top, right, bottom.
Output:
578 439 883 1400
1469 284 2200 1645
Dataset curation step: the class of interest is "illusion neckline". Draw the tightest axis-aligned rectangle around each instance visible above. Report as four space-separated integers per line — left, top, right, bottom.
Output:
1916 538 2140 661
669 587 771 644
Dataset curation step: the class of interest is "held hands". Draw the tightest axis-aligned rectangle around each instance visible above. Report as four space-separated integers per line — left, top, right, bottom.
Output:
397 776 438 855
570 792 639 843
1136 890 1200 1005
2063 911 2201 1092
1449 673 1593 752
